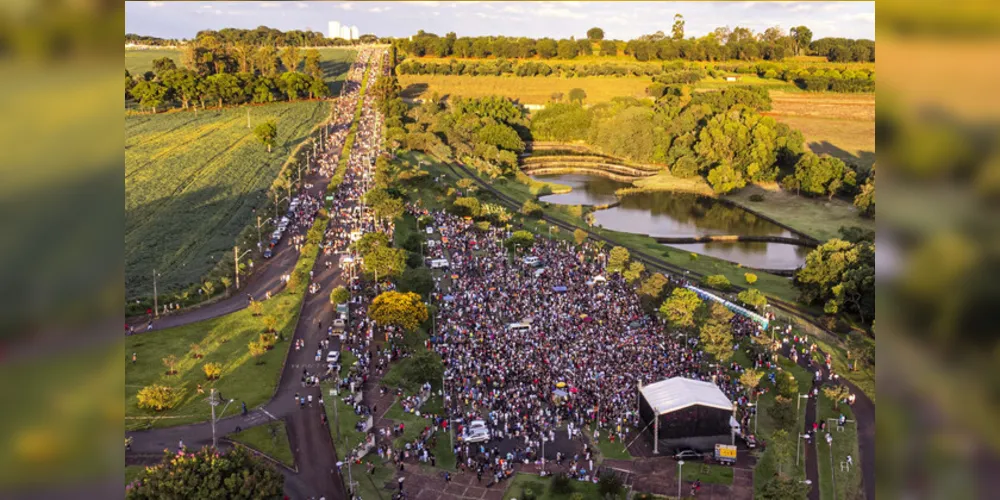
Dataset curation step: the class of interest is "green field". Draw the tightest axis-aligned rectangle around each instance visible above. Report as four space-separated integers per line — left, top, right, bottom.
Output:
399 74 652 105
503 472 625 500
125 100 328 299
125 49 183 74
125 216 323 430
724 184 874 242
815 395 861 500
230 421 294 468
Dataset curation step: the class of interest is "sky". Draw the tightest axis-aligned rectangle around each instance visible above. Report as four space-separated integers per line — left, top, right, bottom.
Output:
126 1 875 41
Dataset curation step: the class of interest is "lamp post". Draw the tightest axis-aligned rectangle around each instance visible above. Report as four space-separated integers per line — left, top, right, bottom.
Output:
796 433 810 466
677 460 685 499
207 388 235 449
152 269 161 318
256 216 272 253
233 246 252 290
747 402 758 434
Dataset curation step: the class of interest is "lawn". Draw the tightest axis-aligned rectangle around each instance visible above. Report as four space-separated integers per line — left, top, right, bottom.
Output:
724 184 874 242
125 48 181 74
320 351 368 461
125 99 329 300
125 216 325 430
229 420 294 468
125 465 145 486
594 434 633 461
502 472 625 500
814 395 862 500
682 462 734 485
398 74 652 105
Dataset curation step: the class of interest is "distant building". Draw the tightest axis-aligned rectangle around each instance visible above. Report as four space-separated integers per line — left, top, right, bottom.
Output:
328 21 341 39
350 26 359 41
340 25 352 40
724 75 741 82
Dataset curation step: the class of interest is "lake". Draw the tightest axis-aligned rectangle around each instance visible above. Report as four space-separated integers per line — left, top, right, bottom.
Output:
534 173 811 270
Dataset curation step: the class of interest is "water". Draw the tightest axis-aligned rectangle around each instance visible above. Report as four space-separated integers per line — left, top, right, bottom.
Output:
533 173 811 270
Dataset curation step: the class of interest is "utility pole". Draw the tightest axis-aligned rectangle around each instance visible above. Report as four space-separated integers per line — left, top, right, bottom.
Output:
247 108 251 129
207 388 234 449
152 269 159 318
234 246 251 290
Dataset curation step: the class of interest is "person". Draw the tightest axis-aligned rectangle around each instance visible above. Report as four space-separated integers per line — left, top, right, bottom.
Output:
178 440 184 450
825 432 833 446
846 454 854 468
397 476 404 492
131 352 137 364
242 401 248 415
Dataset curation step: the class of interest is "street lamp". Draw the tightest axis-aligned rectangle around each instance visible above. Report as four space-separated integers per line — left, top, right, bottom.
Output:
234 246 252 290
796 433 810 466
207 388 235 449
747 402 758 434
677 460 685 499
152 269 163 318
256 216 272 253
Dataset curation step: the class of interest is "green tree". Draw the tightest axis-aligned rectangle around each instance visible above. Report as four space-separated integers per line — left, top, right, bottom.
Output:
706 162 746 194
452 196 482 217
586 27 605 41
152 57 177 75
248 301 263 316
795 238 874 325
521 200 543 217
131 80 168 113
368 291 429 331
639 273 669 299
536 38 558 59
671 14 685 40
740 368 762 398
203 362 222 380
126 446 283 499
254 121 278 152
219 276 232 294
329 286 350 305
557 39 579 59
783 152 856 199
769 429 795 476
768 395 796 430
505 230 535 251
607 246 631 274
823 385 851 410
303 48 323 79
758 473 811 500
573 228 588 246
705 274 732 290
364 246 407 280
248 340 267 364
737 288 767 310
659 288 702 331
352 231 390 257
700 303 735 363
398 267 434 297
790 26 813 56
279 45 302 72
568 88 587 104
854 165 875 217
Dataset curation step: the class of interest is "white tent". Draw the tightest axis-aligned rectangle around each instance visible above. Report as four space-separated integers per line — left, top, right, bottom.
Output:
640 377 733 414
639 377 734 454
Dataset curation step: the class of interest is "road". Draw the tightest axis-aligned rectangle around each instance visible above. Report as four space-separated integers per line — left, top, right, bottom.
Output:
126 47 389 500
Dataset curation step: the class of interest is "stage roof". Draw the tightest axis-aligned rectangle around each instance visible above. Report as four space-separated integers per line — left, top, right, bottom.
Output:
640 377 734 415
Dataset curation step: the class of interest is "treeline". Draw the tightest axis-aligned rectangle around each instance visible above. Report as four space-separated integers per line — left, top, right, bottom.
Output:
126 33 180 46
396 23 873 63
188 27 380 48
397 59 680 78
716 62 875 92
125 48 329 113
530 88 869 201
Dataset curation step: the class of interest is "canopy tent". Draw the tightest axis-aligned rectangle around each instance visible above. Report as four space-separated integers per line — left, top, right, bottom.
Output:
638 377 735 454
552 286 568 293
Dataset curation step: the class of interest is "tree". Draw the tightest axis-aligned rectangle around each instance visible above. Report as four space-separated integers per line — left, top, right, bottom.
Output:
220 276 232 294
353 231 390 257
303 48 323 80
573 229 588 246
854 165 875 217
607 246 630 274
705 274 732 291
769 429 795 476
738 288 767 310
783 152 856 199
152 57 177 74
131 80 168 113
505 230 535 251
536 38 558 59
126 446 283 499
586 27 605 41
329 286 349 305
398 267 434 297
700 303 735 363
768 395 796 430
823 385 851 410
254 121 278 152
623 261 645 284
568 88 587 104
248 340 267 364
261 315 278 333
671 14 685 40
740 368 762 398
600 40 617 57
790 26 813 56
162 354 178 375
775 371 798 399
744 272 758 285
520 200 543 217
659 288 702 331
364 246 407 280
795 239 874 325
597 473 623 497
368 291 428 331
190 343 204 359
706 162 746 194
758 473 811 500
279 45 302 72
248 301 263 316
136 384 176 412
456 177 479 194
452 196 482 217
639 273 669 298
557 39 579 59
203 362 222 380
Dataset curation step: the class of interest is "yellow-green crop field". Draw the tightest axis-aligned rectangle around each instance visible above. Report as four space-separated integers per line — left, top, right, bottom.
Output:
399 74 652 104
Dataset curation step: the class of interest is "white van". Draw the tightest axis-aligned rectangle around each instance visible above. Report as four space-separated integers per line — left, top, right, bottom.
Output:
523 256 540 267
430 258 449 269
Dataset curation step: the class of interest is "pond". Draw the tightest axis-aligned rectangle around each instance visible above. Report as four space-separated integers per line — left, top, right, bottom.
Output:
533 173 812 270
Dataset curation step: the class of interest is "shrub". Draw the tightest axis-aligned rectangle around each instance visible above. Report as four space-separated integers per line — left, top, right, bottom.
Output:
521 200 543 218
203 362 222 380
248 301 263 316
705 274 732 291
749 193 765 202
329 286 350 305
768 395 797 431
776 371 798 399
550 473 574 494
598 473 623 496
522 488 537 500
137 384 176 411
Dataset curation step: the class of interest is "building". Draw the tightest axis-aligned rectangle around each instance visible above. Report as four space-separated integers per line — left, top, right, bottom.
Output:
328 21 341 39
350 26 360 40
340 25 352 40
638 377 736 454
724 75 741 82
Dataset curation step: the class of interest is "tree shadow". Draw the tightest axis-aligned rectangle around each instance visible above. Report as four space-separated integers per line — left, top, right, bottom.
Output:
808 140 875 170
319 59 351 96
400 82 429 99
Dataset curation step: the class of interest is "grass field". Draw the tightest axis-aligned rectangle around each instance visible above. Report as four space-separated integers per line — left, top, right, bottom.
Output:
125 100 328 299
229 420 294 468
399 74 652 105
815 396 861 500
125 49 182 74
766 91 875 169
724 184 874 242
125 465 145 486
125 216 323 430
502 472 625 500
682 463 735 485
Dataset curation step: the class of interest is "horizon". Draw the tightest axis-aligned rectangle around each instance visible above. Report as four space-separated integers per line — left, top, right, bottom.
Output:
126 1 875 42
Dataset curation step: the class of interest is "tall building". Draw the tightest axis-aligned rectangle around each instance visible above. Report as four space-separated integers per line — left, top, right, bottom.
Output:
328 21 341 39
340 25 352 40
350 26 360 41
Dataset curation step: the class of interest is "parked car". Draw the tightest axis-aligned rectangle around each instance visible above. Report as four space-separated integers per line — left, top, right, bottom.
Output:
326 351 340 363
673 449 704 461
263 249 273 259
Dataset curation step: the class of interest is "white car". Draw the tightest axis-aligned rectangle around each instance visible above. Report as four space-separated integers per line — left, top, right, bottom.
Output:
461 426 490 443
326 351 340 363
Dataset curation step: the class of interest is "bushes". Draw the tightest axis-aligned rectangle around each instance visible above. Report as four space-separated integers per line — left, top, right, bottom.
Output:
598 473 623 497
749 193 765 202
705 274 732 291
136 384 176 411
768 395 796 431
550 473 573 494
521 200 543 218
203 362 222 380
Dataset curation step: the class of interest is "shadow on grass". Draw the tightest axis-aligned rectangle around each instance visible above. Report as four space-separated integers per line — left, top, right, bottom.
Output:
807 140 875 170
